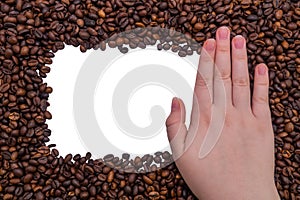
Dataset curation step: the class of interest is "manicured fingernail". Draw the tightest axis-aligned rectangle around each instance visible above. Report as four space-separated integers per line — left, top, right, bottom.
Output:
171 97 180 111
218 27 229 40
234 36 244 49
205 40 215 51
258 65 266 75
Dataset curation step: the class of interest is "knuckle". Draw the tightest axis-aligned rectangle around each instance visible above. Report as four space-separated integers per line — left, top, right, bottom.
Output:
233 77 249 86
217 44 230 53
201 54 214 63
215 72 231 81
256 81 269 86
200 116 211 127
253 95 268 104
234 53 247 61
166 115 180 127
215 66 231 81
195 76 210 87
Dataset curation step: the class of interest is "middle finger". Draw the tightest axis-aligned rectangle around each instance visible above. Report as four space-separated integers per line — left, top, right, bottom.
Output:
214 27 232 108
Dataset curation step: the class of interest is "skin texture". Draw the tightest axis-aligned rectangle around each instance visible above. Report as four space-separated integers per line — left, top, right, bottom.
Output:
165 27 280 200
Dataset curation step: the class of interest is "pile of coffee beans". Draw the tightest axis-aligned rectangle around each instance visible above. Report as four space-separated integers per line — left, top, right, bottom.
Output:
0 0 299 199
95 27 202 57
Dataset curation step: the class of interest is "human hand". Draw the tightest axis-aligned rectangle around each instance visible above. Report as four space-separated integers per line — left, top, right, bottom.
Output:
166 26 280 200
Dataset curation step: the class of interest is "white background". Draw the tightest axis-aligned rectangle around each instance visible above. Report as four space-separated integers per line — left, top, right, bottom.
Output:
46 44 198 158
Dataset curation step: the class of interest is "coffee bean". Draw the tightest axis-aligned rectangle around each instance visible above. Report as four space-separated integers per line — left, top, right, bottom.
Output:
194 22 204 31
20 46 29 56
143 175 153 185
120 47 129 54
122 153 130 160
163 43 171 50
79 31 90 40
4 194 14 200
275 10 283 20
285 122 294 133
247 14 258 21
157 43 163 50
134 195 144 200
98 9 106 18
107 170 114 183
23 174 33 183
80 191 89 199
121 185 130 194
178 17 187 25
84 18 96 27
35 191 44 200
275 33 284 42
104 154 114 162
178 50 187 57
128 173 137 183
275 45 284 54
287 22 298 31
0 83 10 93
158 2 168 10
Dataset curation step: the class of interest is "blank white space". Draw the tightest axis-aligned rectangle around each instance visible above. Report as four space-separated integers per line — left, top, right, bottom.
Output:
46 45 198 157
45 46 92 156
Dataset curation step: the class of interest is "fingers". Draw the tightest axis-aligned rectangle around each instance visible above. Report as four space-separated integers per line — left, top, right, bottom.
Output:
192 39 215 116
252 64 270 118
166 97 188 159
188 40 215 148
231 36 251 109
214 27 232 107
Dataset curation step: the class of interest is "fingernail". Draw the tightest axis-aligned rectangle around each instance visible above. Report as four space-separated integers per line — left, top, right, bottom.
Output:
205 40 215 51
172 97 180 111
258 65 266 75
218 27 229 40
234 36 244 49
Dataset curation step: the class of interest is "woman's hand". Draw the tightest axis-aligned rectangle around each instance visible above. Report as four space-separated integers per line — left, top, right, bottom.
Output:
166 26 280 200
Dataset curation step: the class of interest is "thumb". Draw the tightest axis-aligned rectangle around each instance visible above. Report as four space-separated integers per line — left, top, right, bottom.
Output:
166 97 187 160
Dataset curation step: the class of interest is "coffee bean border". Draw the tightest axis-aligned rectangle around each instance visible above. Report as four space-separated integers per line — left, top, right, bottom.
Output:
0 0 300 199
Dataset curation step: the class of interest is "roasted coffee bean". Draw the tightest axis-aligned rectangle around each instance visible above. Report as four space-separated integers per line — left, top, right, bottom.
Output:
35 191 44 200
247 14 258 21
0 83 10 93
275 10 283 20
79 31 90 40
13 168 24 177
285 122 294 133
20 46 29 56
